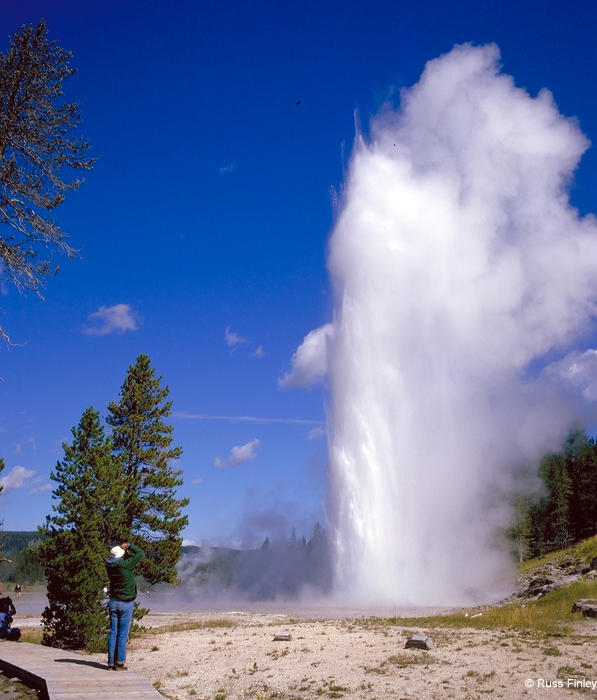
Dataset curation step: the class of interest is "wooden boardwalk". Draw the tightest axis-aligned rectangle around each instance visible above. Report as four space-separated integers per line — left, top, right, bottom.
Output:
0 640 162 699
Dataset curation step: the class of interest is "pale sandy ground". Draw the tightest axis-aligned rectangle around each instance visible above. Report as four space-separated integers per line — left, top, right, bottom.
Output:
10 593 597 699
67 611 597 700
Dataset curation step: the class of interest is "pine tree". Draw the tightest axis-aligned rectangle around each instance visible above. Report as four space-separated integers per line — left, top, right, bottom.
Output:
566 433 597 540
39 407 122 649
507 495 532 563
527 451 573 556
541 453 573 549
107 354 189 585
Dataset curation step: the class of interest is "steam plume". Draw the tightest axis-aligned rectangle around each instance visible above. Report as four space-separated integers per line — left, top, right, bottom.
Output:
326 44 597 604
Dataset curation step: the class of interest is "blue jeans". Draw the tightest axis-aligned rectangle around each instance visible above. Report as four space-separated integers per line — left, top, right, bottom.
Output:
108 599 134 666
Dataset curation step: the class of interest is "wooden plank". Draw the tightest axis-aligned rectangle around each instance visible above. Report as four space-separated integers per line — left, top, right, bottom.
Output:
0 641 162 699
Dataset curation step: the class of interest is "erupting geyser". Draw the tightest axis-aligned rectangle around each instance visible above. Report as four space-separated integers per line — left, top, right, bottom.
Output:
321 44 597 605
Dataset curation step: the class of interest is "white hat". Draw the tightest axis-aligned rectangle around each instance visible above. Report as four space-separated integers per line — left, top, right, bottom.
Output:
110 545 125 559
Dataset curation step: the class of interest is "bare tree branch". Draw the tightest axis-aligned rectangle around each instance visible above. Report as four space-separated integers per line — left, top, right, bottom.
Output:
0 20 95 342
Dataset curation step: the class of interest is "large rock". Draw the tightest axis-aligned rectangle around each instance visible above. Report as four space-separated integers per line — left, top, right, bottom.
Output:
574 564 591 575
571 599 597 618
405 634 435 650
520 574 581 598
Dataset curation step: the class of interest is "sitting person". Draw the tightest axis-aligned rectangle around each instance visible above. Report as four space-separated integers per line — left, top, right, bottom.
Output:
0 596 21 641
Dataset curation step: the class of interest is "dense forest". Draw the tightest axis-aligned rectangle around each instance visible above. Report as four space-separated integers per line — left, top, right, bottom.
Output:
0 531 45 584
509 431 597 560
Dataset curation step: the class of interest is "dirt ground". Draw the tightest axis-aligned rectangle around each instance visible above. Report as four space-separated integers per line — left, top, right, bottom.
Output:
80 612 597 699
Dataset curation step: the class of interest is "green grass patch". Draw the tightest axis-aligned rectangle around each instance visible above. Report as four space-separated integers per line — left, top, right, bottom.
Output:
518 534 597 573
361 579 597 635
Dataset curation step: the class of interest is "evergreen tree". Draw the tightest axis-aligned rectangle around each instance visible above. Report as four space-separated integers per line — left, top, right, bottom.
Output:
514 431 597 559
565 433 597 540
533 452 572 551
39 407 122 649
507 495 532 563
107 354 189 585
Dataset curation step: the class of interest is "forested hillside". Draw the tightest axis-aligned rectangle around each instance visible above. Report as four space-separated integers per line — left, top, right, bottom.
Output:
510 431 597 560
0 531 45 583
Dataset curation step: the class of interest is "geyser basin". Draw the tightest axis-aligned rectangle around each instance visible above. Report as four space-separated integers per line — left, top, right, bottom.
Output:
324 44 597 605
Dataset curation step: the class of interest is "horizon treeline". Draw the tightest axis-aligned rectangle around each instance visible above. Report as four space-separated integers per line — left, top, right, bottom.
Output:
178 522 333 599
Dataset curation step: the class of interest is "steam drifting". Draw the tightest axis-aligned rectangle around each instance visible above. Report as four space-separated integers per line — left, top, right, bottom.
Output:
324 44 597 605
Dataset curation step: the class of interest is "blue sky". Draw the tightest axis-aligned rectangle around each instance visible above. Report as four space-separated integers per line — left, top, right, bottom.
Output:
1 0 596 546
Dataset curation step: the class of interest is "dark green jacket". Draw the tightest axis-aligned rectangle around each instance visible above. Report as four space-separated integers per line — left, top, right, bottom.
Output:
105 544 144 602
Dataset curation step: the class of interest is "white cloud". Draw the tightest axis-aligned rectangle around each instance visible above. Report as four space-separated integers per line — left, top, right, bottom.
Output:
174 412 323 426
191 477 204 485
308 426 326 440
213 438 260 468
13 442 21 455
278 323 334 388
547 349 597 401
225 326 248 348
29 483 52 495
219 163 235 174
0 466 36 493
82 304 140 336
182 538 199 546
253 345 265 358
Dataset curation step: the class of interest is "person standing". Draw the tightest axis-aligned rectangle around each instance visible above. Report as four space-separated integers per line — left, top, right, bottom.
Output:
105 541 144 671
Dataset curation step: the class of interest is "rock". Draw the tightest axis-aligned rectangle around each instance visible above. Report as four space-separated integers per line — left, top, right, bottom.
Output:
520 574 581 598
586 570 597 580
273 633 292 641
574 565 591 575
405 634 435 650
521 576 557 597
558 558 577 569
591 556 597 571
571 599 597 618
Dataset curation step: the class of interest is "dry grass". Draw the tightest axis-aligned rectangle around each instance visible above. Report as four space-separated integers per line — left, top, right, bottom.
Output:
18 627 43 644
143 617 238 636
357 579 597 636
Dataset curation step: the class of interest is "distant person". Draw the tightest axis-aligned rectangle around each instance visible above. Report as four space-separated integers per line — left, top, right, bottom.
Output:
105 541 144 671
14 583 21 598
